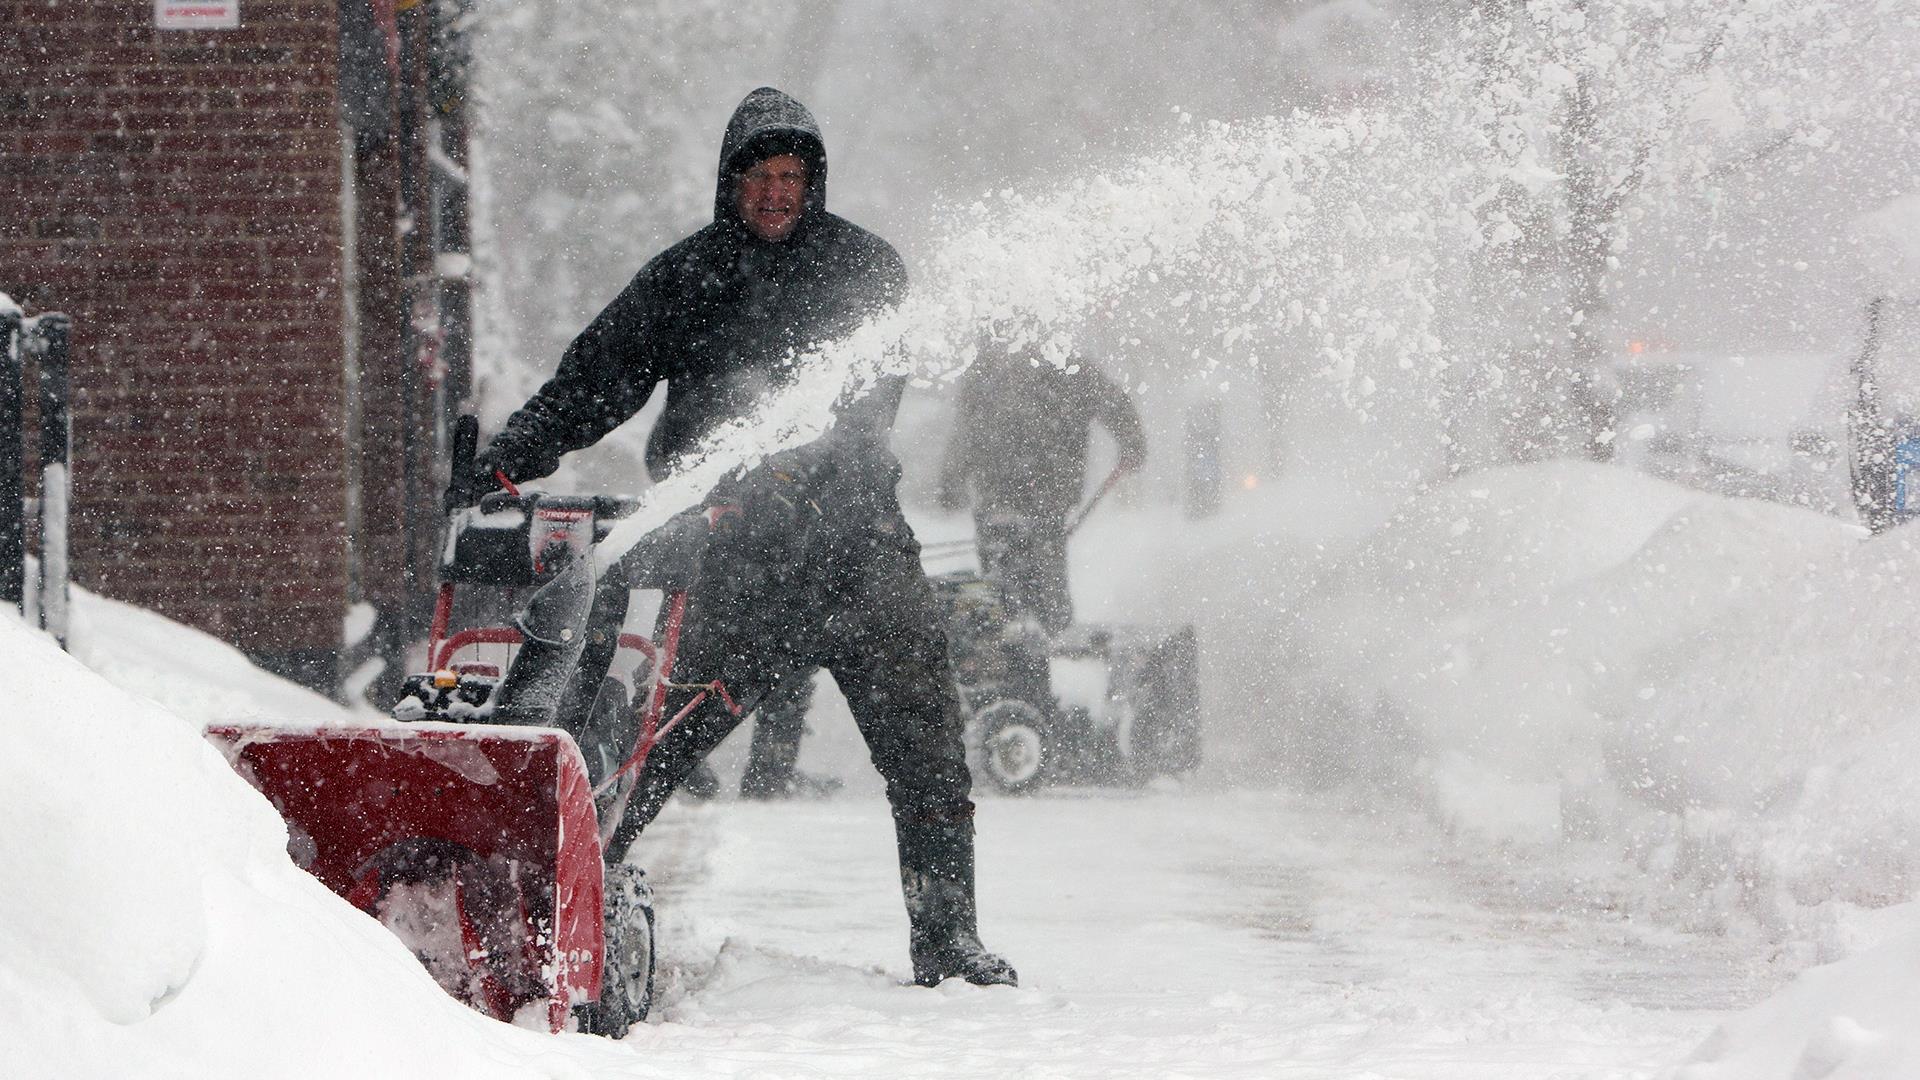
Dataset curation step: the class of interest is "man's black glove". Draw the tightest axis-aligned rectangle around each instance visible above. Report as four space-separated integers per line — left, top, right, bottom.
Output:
706 446 836 568
445 454 506 512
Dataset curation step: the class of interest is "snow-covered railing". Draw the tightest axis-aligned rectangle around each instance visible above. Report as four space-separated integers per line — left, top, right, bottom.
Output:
1 299 73 649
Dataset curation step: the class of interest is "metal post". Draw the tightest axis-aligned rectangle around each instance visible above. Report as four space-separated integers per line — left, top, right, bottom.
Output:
34 314 72 647
431 0 474 420
1849 298 1892 532
1 310 22 610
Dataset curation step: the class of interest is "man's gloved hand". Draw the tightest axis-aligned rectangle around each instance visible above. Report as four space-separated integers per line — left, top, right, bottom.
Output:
707 446 836 567
445 454 506 512
743 448 834 529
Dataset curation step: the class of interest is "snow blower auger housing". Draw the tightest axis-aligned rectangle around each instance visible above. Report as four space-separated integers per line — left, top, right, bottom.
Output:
205 721 605 1032
207 419 718 1036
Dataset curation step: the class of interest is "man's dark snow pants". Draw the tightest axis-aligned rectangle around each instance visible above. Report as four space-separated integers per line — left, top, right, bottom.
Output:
506 495 1010 985
598 509 978 871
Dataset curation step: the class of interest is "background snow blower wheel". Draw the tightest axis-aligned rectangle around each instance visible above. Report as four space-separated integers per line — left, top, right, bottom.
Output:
1127 625 1203 778
577 861 656 1037
975 698 1049 795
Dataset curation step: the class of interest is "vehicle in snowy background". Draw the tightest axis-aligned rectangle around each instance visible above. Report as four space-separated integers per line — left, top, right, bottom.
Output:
926 563 1201 796
1847 296 1920 533
206 418 714 1037
1607 341 1856 516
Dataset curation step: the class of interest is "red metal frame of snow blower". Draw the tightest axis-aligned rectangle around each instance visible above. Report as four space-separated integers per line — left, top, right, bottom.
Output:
427 580 699 769
426 584 735 843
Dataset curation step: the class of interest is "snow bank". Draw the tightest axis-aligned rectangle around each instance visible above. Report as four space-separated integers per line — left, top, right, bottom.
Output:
0 610 622 1078
1262 460 1920 1069
65 586 360 726
1281 461 1920 915
1165 458 1920 1073
1667 907 1920 1079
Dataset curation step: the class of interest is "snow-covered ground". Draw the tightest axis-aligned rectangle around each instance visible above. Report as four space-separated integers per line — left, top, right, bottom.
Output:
6 462 1920 1078
628 791 1772 1079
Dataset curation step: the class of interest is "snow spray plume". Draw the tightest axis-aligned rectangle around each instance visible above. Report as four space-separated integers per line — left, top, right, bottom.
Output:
600 0 1910 561
595 105 1478 564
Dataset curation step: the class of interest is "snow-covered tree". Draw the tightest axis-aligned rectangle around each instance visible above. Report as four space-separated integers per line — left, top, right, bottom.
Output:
1441 0 1917 464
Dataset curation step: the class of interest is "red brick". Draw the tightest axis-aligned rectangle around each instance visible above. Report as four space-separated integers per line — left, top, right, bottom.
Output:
1 1 438 679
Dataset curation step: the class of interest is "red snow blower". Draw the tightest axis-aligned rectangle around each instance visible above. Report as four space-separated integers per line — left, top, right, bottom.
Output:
207 416 729 1036
206 720 612 1031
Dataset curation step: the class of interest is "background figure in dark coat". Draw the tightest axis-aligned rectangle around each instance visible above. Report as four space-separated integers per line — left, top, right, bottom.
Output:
462 87 1015 988
939 342 1148 634
735 671 838 799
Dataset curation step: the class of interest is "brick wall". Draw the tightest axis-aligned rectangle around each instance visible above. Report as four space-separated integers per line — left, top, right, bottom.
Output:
2 0 351 687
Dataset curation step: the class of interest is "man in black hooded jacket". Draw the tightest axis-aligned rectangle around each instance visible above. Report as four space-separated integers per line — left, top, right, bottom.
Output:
454 88 1016 989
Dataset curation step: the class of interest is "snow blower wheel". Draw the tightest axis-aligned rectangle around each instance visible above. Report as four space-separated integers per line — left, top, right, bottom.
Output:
975 698 1048 795
576 862 656 1037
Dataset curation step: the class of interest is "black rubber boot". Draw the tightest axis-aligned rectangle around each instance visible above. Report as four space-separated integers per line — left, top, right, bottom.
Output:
740 676 810 799
897 820 1018 988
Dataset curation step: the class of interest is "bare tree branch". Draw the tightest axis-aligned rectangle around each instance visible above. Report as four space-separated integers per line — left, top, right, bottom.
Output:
1600 13 1737 218
1700 130 1797 184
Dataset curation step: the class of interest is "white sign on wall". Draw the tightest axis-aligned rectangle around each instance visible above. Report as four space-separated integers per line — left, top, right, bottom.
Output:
155 0 239 30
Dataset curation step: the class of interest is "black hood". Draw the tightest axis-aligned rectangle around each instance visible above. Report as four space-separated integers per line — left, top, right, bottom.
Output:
714 87 828 228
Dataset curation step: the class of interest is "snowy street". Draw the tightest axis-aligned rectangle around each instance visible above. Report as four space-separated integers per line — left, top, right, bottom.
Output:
615 789 1776 1079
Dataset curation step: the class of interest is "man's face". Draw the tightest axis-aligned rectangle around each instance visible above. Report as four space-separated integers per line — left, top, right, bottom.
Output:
735 154 808 242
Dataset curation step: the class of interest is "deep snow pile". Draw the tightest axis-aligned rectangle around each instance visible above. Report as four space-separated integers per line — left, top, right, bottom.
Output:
0 598 631 1080
1216 460 1920 1076
1663 907 1920 1079
62 587 363 727
1266 462 1920 937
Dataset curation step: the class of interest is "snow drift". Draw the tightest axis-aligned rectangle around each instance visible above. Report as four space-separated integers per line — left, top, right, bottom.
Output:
1666 905 1920 1079
1262 461 1920 938
0 602 626 1079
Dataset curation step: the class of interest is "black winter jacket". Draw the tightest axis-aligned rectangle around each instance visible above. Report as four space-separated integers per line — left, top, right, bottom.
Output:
483 87 909 498
939 346 1147 518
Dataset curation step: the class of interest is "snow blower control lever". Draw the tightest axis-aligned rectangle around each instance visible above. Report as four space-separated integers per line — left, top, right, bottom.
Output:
444 413 517 513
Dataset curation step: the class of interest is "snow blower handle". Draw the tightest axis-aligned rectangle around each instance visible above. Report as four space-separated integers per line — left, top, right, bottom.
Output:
452 414 478 484
1066 464 1127 537
444 414 482 513
444 414 519 513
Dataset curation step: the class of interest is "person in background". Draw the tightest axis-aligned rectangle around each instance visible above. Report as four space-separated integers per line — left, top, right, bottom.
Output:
735 673 841 799
939 341 1148 634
